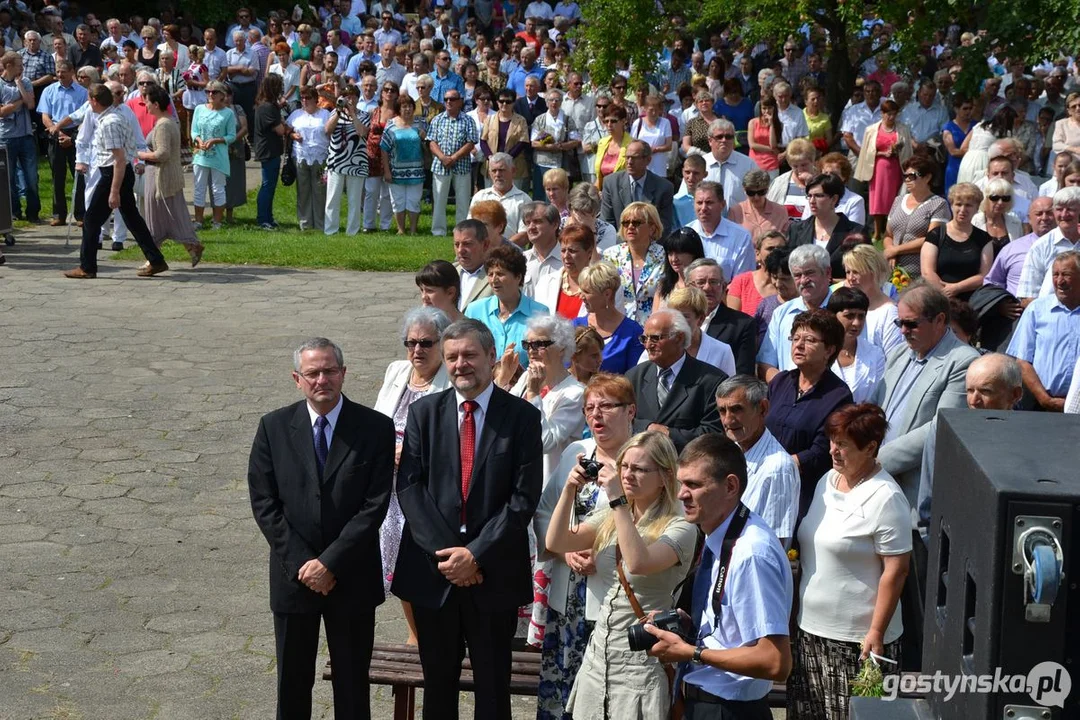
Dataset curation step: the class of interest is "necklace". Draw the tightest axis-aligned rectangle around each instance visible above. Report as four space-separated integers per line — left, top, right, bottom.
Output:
409 372 435 389
840 463 878 492
560 269 582 297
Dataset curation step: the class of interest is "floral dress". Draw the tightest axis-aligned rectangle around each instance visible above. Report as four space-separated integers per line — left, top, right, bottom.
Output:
601 242 666 325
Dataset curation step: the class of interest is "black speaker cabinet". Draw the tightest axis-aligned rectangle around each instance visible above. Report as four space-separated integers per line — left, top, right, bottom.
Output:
924 410 1080 719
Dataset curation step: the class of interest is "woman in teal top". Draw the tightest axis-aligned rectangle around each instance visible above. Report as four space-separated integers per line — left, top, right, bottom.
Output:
190 80 236 228
464 244 550 384
380 93 426 235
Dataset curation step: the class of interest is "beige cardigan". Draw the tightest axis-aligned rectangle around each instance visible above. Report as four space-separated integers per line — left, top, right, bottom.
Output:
854 120 915 182
146 117 184 199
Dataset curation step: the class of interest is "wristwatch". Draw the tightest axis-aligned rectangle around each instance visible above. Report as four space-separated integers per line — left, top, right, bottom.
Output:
608 495 629 510
692 645 705 665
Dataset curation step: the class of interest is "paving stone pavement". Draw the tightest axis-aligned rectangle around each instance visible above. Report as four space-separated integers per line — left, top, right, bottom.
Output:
0 230 542 720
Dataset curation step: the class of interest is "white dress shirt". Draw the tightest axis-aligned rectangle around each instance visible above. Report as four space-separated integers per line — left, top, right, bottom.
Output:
687 217 755 282
741 428 801 543
458 264 486 310
455 381 494 459
305 395 344 449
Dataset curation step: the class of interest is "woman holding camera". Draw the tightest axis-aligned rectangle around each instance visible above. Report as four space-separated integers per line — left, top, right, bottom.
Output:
324 85 370 235
546 429 696 720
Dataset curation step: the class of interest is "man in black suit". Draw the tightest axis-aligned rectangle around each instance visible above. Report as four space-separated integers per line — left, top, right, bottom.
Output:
248 337 394 720
627 308 727 451
512 73 546 127
600 140 676 236
686 258 758 376
393 319 543 720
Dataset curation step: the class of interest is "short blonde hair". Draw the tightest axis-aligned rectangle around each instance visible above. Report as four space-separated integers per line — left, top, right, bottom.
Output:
542 167 569 190
665 286 708 319
842 244 890 287
578 261 622 296
619 201 663 241
948 181 984 207
786 138 817 165
980 179 1012 214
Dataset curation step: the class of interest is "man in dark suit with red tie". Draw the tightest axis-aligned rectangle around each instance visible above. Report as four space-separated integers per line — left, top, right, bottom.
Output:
393 319 543 720
248 337 394 720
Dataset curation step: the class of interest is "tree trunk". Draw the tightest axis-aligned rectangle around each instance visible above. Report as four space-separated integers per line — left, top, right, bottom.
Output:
826 30 857 130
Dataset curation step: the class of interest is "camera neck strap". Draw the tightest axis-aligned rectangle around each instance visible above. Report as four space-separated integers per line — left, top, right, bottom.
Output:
710 502 750 622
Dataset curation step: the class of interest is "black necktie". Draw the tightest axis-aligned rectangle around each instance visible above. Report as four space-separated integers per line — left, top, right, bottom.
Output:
314 416 329 473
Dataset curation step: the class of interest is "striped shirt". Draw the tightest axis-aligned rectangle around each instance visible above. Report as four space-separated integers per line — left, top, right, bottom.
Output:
18 48 53 82
427 111 478 176
741 428 801 543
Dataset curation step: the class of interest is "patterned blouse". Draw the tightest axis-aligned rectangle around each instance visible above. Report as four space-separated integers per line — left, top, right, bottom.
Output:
367 106 392 177
326 108 371 177
380 122 426 184
886 193 951 277
601 241 666 325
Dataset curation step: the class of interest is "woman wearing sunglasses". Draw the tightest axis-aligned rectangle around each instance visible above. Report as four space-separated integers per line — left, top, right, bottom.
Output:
728 168 791 241
373 307 453 646
601 202 667 324
972 177 1028 257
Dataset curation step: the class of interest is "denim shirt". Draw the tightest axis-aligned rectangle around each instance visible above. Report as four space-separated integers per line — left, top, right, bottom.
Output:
0 74 32 139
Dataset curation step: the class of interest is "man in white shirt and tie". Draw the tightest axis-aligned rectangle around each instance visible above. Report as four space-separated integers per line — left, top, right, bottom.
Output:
453 220 494 310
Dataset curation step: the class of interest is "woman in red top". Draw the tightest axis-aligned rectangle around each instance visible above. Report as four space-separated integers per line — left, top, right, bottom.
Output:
553 224 596 319
364 81 399 231
749 96 782 175
726 230 787 316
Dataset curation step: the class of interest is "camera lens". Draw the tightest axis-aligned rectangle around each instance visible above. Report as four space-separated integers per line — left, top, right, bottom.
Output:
626 623 659 652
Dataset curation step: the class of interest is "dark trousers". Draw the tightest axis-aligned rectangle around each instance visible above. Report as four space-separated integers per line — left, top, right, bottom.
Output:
412 588 517 720
48 134 83 221
79 165 165 274
273 603 375 720
900 528 927 671
684 695 772 720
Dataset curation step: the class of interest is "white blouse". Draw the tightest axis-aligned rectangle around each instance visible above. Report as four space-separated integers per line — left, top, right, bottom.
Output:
831 336 886 405
865 301 904 355
287 107 331 165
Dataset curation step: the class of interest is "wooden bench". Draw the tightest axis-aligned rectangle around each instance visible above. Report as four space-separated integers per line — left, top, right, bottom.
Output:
326 642 791 717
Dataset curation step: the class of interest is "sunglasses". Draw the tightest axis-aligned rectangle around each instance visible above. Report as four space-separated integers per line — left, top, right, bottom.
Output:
497 99 513 104
989 195 1012 202
596 103 610 109
445 96 461 102
902 172 924 180
521 339 556 352
893 318 925 330
710 134 734 140
383 87 398 92
404 339 437 349
745 189 767 197
639 333 674 344
621 218 644 227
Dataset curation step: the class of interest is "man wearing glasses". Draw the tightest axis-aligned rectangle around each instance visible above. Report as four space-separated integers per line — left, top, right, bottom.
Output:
373 13 402 49
431 50 464 106
600 140 676 236
248 337 394 720
224 8 255 49
626 308 727 451
678 117 756 207
428 90 478 236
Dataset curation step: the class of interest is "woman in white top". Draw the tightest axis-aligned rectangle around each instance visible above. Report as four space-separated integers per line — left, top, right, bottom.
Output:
827 288 885 405
510 314 586 648
957 106 1016 184
631 93 674 177
639 286 735 376
972 178 1029 256
269 42 302 108
533 373 635 720
766 138 818 219
372 307 453 645
286 87 331 231
841 244 904 355
788 403 911 720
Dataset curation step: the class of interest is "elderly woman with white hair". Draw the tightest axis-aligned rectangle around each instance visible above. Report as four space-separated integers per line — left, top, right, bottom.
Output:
973 177 1027 256
531 89 581 203
509 313 587 647
566 182 617 251
373 306 454 645
190 79 236 229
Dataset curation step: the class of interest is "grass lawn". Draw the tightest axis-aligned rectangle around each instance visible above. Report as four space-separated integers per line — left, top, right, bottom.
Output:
27 159 456 271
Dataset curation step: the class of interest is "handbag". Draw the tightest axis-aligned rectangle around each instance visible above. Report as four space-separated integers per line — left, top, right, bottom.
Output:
281 153 297 186
615 545 684 720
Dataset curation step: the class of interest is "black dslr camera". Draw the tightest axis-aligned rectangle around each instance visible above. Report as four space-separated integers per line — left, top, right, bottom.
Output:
627 610 695 652
578 456 603 480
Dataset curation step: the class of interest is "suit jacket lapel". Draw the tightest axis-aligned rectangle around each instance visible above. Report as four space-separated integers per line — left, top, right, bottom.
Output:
470 388 503 485
659 360 692 418
289 403 321 487
443 391 463 494
467 275 489 305
641 363 661 418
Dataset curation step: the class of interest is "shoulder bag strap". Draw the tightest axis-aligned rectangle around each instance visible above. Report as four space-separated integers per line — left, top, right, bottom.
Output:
614 544 648 622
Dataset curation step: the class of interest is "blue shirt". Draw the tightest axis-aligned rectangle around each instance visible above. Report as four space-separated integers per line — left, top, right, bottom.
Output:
37 80 88 124
756 291 834 371
765 369 853 516
572 315 644 374
0 74 32 139
431 70 465 105
507 63 544 99
1007 294 1080 397
673 194 695 228
464 293 549 367
683 510 793 701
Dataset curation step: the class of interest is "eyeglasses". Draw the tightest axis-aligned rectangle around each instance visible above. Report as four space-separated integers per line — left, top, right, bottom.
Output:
710 133 734 140
138 81 153 86
521 339 556 352
788 334 823 345
497 98 513 104
625 154 648 160
612 85 626 91
298 367 343 381
383 86 398 92
690 278 724 288
583 402 627 416
404 339 437 349
476 96 491 102
745 189 767 197
989 195 1012 203
595 103 610 109
445 96 461 101
639 332 675 344
902 171 924 180
893 318 924 330
621 218 644 228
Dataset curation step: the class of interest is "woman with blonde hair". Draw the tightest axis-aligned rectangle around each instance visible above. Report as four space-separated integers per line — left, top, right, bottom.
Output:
924 182 993 300
659 286 736 375
842 244 903 354
573 261 645 374
546 430 697 720
766 138 819 219
601 202 667 324
972 177 1028 256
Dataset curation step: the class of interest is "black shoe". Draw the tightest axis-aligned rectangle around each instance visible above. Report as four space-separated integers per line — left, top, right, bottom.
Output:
111 241 124 251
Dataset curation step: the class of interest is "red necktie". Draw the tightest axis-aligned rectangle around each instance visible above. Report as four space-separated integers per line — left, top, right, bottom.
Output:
460 400 478 522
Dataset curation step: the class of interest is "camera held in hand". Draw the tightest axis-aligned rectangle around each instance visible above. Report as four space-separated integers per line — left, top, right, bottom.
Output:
627 610 695 652
578 456 604 480
337 96 351 111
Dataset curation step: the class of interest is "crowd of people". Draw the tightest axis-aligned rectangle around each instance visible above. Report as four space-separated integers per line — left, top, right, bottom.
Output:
13 0 1075 718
